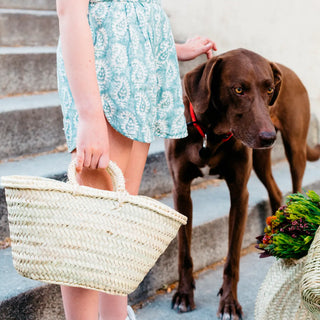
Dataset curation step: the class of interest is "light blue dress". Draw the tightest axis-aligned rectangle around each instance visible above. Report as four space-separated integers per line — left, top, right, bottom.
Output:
57 0 187 152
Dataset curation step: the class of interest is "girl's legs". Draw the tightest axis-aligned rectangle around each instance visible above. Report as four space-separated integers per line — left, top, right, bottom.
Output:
61 123 150 320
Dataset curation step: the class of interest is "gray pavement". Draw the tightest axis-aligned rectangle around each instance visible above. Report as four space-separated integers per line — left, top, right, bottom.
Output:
135 251 276 320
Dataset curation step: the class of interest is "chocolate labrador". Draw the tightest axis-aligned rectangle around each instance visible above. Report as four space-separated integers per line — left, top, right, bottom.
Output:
165 48 320 319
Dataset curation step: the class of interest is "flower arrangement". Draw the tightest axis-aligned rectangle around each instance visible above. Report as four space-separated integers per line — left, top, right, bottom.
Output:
257 190 320 259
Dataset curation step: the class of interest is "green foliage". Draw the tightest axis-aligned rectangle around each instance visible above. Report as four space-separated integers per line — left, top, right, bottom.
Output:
257 190 320 259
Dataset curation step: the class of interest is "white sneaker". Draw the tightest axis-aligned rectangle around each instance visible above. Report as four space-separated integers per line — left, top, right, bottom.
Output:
126 306 136 320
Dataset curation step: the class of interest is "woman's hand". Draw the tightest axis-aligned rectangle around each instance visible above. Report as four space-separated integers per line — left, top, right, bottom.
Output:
176 36 217 61
76 112 110 172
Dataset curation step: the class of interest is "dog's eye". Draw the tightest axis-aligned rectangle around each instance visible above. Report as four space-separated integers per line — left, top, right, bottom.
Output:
234 87 243 95
267 87 274 95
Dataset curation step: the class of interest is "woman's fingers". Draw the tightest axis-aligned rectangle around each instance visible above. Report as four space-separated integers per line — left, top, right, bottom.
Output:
90 151 101 169
75 148 85 173
97 153 110 169
77 148 109 171
83 149 93 169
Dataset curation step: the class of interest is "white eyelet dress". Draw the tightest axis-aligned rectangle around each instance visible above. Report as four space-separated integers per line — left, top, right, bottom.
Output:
57 0 188 152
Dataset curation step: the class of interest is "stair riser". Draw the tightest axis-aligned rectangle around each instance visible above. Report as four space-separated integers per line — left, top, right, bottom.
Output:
0 0 55 10
0 52 57 96
0 106 65 159
0 12 58 47
0 285 64 320
0 189 7 240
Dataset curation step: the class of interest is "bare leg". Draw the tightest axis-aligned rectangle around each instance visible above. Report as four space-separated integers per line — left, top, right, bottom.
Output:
61 124 150 320
99 139 150 319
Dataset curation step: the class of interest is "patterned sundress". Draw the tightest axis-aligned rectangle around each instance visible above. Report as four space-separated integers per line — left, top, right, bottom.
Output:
57 0 187 152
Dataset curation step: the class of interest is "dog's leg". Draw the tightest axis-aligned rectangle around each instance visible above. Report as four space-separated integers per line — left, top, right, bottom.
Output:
253 149 282 213
165 140 199 312
217 148 252 320
281 135 307 193
171 179 196 312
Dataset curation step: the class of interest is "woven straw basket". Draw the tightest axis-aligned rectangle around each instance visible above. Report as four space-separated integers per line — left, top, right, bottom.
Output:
255 257 312 320
300 227 320 319
1 160 187 296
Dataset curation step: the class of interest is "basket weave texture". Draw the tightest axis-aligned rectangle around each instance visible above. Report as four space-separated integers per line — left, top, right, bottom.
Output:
300 227 320 319
255 257 312 320
1 160 187 296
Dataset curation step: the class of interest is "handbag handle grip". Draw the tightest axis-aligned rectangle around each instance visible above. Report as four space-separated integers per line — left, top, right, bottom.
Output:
67 159 127 193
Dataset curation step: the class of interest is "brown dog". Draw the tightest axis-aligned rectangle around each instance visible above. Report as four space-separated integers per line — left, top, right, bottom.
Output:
165 48 320 319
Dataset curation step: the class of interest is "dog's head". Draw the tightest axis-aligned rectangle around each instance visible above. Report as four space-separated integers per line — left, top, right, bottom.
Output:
184 48 281 149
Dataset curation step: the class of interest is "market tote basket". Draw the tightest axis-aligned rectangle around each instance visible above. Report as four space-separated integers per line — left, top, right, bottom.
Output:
255 257 313 320
1 160 187 296
255 257 312 320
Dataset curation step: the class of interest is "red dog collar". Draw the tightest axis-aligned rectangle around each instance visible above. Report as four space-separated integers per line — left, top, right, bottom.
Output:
188 102 233 142
189 102 206 137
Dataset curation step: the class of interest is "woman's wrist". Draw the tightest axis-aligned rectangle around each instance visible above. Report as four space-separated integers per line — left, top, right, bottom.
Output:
78 105 105 121
175 43 185 61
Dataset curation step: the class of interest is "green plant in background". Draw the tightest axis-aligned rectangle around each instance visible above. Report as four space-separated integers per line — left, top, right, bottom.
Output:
257 190 320 259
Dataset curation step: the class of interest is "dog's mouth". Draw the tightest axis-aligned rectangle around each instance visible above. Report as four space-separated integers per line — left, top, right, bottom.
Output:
259 139 276 149
233 130 277 149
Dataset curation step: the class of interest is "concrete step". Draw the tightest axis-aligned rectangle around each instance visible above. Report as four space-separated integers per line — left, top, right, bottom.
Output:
0 46 57 96
1 159 320 319
135 250 277 320
0 9 58 47
0 0 55 11
0 92 65 159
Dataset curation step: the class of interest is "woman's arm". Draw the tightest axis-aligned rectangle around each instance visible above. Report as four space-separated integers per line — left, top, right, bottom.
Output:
56 0 109 171
176 36 217 61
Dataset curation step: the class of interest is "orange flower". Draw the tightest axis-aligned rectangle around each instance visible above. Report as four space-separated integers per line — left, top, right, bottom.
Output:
266 216 277 226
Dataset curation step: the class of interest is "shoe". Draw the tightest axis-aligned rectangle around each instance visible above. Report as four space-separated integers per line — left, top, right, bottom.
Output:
126 305 136 320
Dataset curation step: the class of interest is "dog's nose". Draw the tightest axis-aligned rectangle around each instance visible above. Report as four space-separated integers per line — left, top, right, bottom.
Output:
259 131 276 147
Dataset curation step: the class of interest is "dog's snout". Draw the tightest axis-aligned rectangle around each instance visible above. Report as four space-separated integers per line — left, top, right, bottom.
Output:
259 131 276 147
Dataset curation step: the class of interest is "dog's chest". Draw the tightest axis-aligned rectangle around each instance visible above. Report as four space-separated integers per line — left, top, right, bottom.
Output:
199 162 223 179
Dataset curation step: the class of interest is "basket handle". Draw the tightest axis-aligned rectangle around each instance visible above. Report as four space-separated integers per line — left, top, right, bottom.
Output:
67 159 127 193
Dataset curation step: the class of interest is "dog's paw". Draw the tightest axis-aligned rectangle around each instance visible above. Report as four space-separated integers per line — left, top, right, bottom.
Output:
217 314 242 320
171 291 196 313
217 312 243 320
217 290 243 320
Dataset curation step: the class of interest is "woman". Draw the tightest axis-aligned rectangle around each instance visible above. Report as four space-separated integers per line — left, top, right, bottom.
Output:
56 0 216 318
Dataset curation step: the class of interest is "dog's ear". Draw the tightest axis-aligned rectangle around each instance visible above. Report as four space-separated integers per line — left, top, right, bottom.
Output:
269 62 282 106
184 57 222 114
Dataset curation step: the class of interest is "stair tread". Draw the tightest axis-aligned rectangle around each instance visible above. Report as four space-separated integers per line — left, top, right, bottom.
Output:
0 140 165 181
0 248 44 302
0 151 70 180
0 91 59 112
0 46 56 54
0 8 56 15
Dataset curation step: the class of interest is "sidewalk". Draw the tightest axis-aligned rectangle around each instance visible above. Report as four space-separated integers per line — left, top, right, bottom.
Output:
135 249 276 320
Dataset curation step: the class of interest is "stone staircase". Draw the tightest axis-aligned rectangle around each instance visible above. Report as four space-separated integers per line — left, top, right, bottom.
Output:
1 1 320 319
0 0 61 160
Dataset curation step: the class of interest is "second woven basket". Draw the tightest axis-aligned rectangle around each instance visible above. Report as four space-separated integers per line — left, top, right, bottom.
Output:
255 257 312 320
